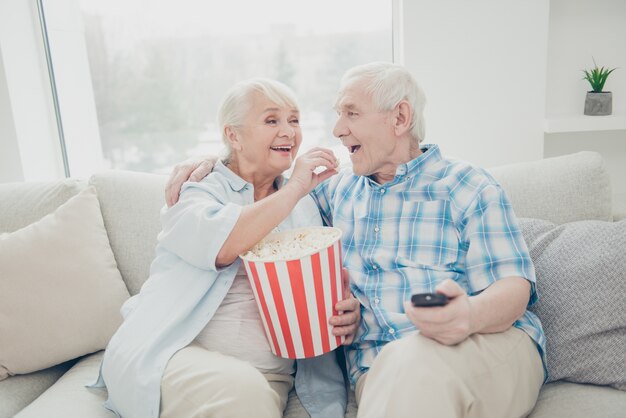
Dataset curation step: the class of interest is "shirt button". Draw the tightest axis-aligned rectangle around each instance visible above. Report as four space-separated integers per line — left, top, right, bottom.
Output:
374 298 380 304
372 265 378 270
374 226 380 232
380 189 386 194
389 328 395 334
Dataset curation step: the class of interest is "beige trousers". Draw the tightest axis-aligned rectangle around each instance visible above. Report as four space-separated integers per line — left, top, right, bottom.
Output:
355 328 544 418
160 344 293 418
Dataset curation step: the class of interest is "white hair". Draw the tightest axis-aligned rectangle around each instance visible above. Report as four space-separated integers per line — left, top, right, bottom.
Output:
339 62 426 143
217 78 300 159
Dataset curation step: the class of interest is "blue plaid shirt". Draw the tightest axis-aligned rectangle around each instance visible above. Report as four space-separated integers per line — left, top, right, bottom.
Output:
312 144 546 386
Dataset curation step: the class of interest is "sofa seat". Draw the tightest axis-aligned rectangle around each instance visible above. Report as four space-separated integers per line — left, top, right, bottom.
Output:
0 360 75 418
12 351 356 418
14 353 112 418
10 354 625 418
528 381 626 417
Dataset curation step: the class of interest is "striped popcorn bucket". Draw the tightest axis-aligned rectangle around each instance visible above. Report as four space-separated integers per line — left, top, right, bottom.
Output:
240 227 345 359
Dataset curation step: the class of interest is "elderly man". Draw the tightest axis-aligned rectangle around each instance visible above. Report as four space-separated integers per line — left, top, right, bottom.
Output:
166 62 546 417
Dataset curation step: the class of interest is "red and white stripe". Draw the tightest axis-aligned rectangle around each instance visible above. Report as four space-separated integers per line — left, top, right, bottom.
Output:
243 240 345 359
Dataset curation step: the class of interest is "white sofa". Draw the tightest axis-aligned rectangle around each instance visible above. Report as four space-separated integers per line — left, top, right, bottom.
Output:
1 151 625 417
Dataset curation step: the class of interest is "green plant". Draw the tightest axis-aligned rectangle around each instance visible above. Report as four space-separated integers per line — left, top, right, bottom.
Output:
582 58 617 93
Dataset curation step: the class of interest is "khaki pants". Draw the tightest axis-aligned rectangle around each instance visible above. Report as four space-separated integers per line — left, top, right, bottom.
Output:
355 328 544 418
160 344 293 418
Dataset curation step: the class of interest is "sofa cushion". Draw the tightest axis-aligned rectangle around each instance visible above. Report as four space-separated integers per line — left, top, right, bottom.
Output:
488 151 612 224
0 179 86 233
89 171 167 295
0 360 75 418
520 218 626 390
0 187 130 380
528 381 626 418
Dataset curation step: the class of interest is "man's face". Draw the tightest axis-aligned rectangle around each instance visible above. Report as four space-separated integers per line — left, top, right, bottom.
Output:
332 81 396 178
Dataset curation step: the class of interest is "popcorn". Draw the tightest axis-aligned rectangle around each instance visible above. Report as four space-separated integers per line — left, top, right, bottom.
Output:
242 227 341 262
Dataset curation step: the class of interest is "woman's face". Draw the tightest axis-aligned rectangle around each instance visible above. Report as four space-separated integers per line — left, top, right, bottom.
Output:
231 91 302 176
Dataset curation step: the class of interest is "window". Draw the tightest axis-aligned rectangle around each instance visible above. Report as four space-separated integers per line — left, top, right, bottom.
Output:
65 0 393 174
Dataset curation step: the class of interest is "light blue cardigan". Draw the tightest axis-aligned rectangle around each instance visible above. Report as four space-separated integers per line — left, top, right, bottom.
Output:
91 162 347 418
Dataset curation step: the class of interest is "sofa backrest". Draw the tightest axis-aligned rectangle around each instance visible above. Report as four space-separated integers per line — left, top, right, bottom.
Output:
88 170 167 295
0 151 613 296
487 151 612 224
0 179 86 233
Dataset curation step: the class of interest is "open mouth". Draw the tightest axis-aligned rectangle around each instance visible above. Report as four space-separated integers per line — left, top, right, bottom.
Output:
349 145 361 155
270 145 293 152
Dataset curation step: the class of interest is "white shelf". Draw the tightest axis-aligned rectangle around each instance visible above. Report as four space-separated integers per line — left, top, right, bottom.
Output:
544 115 626 134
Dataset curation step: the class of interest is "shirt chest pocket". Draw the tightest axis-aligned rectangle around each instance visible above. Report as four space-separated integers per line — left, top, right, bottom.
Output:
395 198 459 268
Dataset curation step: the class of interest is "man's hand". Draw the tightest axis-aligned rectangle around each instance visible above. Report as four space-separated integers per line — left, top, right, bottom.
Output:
403 279 474 346
165 157 218 207
329 268 360 345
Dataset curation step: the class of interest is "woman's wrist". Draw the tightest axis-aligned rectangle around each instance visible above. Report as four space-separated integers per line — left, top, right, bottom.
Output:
282 179 309 201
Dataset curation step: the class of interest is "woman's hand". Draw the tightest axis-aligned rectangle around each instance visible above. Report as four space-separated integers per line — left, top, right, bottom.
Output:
286 148 339 198
165 156 218 207
329 268 361 345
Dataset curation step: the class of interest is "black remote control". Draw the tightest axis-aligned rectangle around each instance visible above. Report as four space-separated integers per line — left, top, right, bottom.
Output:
411 293 449 307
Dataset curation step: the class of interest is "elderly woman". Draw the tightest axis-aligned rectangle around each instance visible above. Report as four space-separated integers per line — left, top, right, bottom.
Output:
92 79 359 418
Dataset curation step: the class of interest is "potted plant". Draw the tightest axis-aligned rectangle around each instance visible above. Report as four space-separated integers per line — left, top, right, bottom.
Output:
583 58 617 116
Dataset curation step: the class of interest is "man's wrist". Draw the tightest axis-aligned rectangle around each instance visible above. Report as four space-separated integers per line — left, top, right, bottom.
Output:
467 297 482 335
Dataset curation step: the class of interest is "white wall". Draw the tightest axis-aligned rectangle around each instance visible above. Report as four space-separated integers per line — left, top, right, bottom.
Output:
401 0 549 168
0 48 24 182
544 0 626 215
546 0 625 117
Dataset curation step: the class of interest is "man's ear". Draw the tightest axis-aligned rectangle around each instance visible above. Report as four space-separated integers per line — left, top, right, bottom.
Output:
224 126 243 151
393 100 413 136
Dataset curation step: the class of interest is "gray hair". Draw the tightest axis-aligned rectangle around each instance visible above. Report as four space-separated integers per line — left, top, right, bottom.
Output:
218 78 300 159
339 62 426 143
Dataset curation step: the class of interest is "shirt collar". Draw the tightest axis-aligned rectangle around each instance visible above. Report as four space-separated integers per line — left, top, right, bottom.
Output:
399 143 441 178
214 160 285 192
214 160 247 191
366 144 441 186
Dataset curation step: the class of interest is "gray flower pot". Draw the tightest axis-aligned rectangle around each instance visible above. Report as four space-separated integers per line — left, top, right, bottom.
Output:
584 91 612 116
